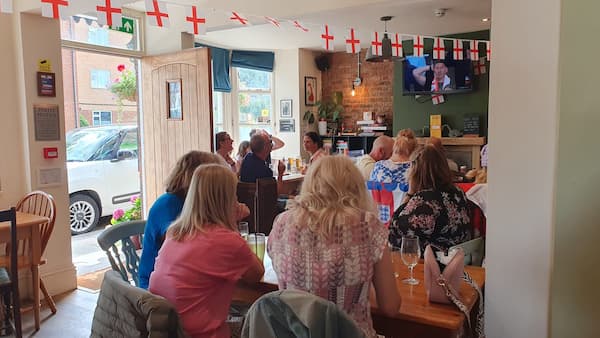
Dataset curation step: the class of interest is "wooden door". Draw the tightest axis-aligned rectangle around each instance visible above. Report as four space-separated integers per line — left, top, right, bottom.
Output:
141 48 213 207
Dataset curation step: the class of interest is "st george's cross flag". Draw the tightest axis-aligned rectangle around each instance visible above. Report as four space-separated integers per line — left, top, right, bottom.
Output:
486 41 491 61
453 39 464 60
413 35 424 57
185 5 206 35
0 0 13 13
433 37 445 60
41 0 70 19
345 28 360 54
469 40 479 61
371 32 383 56
391 33 403 57
474 57 487 76
96 0 123 28
321 25 335 51
145 0 169 27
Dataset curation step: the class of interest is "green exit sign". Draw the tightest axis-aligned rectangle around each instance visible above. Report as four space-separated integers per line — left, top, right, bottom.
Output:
110 17 135 34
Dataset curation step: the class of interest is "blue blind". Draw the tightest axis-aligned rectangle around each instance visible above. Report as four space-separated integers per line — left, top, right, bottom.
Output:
195 43 231 92
231 50 274 72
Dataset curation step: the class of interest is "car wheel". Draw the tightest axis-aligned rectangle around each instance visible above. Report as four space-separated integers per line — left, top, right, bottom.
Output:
70 194 100 235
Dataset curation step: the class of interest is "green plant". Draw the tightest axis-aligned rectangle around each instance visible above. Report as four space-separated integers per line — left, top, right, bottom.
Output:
111 64 137 105
79 114 89 127
110 195 141 225
315 91 344 122
303 109 316 124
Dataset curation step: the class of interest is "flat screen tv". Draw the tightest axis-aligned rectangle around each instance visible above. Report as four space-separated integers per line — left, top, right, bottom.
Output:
402 55 474 95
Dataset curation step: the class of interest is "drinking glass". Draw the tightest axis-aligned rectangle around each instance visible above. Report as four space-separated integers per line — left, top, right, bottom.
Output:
388 244 401 278
238 222 249 240
401 236 421 285
247 233 266 262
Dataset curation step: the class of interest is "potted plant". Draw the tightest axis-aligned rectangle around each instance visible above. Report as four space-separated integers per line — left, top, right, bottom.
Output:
303 92 344 135
110 195 143 249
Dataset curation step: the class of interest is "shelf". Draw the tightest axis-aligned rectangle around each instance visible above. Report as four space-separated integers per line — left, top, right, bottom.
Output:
416 137 485 146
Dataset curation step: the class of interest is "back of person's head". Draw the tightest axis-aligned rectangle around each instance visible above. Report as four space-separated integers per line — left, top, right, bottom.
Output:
304 131 323 149
165 151 225 198
215 131 228 151
393 129 417 158
250 133 268 154
409 144 453 192
168 164 238 241
237 140 250 158
289 156 375 237
371 135 394 159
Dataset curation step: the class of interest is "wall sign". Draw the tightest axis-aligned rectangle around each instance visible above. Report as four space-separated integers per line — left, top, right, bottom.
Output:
279 119 295 132
37 72 56 97
33 104 61 141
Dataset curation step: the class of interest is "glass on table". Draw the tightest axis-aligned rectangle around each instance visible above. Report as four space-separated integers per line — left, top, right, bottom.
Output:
238 222 249 240
388 243 402 278
247 233 266 262
401 236 421 285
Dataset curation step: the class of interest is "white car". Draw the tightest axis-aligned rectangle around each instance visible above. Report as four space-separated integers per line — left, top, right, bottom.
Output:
67 125 140 234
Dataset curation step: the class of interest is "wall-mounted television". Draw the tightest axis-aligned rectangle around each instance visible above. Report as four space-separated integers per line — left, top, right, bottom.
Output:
403 55 474 95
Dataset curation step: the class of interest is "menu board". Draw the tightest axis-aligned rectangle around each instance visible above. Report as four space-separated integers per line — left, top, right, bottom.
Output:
34 104 61 141
463 116 480 137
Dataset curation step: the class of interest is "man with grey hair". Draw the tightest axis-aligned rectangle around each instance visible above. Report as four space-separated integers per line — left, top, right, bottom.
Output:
240 133 286 193
355 135 394 180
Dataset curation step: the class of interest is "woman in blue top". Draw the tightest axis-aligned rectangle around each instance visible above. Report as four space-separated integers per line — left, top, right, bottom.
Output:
138 151 227 289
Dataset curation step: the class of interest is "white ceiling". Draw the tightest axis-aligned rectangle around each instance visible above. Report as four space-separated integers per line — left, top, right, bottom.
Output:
124 0 491 51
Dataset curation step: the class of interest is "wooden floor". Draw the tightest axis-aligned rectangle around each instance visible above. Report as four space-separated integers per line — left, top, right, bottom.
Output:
12 289 98 338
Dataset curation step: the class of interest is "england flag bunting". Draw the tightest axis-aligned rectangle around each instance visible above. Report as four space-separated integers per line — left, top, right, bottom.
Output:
391 33 403 57
413 35 424 56
292 20 309 32
145 0 169 27
345 28 360 54
432 93 444 105
321 25 334 51
433 37 445 60
185 5 206 35
41 0 69 19
469 40 479 61
486 41 491 61
474 57 487 76
453 39 464 60
96 0 122 28
0 0 13 13
371 32 383 56
230 11 249 25
264 17 280 27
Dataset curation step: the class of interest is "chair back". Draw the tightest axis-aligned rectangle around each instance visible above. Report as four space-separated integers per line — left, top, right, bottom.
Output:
91 270 187 338
0 207 22 337
237 182 257 232
256 178 277 235
449 237 485 266
15 191 56 254
97 220 146 286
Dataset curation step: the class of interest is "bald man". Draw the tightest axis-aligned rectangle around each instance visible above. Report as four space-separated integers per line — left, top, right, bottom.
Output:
356 135 394 180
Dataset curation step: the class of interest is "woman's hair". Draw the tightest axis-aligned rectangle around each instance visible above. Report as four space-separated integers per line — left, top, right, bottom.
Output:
393 128 417 158
165 151 225 199
408 144 453 192
237 140 250 158
215 131 228 151
287 156 375 237
168 164 238 241
304 131 323 149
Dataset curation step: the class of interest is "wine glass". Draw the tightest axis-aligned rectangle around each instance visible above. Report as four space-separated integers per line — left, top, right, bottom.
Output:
401 236 421 285
238 222 249 240
388 243 401 278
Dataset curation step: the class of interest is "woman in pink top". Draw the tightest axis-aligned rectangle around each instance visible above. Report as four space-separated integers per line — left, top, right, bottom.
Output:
149 164 264 338
302 132 328 174
268 156 401 337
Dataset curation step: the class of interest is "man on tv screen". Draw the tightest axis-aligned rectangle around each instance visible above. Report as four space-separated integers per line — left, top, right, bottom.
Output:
412 61 454 92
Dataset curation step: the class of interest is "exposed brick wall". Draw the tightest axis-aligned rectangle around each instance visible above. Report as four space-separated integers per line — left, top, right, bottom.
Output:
321 48 394 128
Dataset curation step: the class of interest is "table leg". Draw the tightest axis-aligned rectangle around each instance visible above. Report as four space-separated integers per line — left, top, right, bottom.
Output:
32 265 40 331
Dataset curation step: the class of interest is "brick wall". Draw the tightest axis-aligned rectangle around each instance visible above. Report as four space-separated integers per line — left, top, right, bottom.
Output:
321 48 394 128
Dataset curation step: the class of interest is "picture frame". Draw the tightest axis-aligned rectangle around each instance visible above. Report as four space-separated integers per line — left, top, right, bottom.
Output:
166 79 182 120
279 119 295 133
280 99 292 118
37 72 56 97
305 76 317 106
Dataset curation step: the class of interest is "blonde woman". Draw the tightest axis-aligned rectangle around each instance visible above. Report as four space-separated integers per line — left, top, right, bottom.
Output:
268 156 401 338
149 164 264 338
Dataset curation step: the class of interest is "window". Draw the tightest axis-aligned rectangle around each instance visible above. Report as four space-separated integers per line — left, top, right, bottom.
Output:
88 26 109 46
92 111 112 126
235 68 273 140
61 15 142 53
90 69 110 89
213 91 224 134
119 130 138 158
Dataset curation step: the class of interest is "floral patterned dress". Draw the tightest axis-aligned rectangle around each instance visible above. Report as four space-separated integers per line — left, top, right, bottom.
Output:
389 187 471 253
267 210 388 338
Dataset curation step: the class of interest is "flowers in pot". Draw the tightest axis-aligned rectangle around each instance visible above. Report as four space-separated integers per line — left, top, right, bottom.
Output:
110 64 137 104
111 195 142 225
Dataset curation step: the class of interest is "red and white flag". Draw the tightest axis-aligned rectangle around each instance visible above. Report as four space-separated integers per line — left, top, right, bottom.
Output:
345 28 360 54
433 37 445 60
0 0 13 13
230 12 249 25
321 25 334 51
371 32 383 56
96 0 122 28
469 40 479 61
41 0 69 19
453 39 464 60
264 17 280 28
474 57 487 75
432 93 445 105
391 33 403 57
486 41 491 61
145 0 169 27
413 35 424 57
185 5 206 35
292 20 308 32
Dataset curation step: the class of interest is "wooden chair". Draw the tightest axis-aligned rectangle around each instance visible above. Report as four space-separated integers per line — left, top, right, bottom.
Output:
97 220 146 286
0 208 22 337
256 178 278 235
237 182 258 233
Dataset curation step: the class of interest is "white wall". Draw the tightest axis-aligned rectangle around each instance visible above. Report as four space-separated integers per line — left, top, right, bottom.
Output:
298 49 322 161
271 49 301 159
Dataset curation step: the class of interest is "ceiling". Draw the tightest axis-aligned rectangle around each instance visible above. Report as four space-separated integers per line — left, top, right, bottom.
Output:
121 0 491 51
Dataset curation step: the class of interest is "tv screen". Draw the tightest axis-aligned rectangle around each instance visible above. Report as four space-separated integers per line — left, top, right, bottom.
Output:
402 55 473 95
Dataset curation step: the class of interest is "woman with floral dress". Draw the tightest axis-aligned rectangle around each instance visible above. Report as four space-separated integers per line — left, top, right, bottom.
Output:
389 144 471 253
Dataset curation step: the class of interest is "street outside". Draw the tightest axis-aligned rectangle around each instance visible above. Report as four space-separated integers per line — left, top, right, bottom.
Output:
71 216 111 276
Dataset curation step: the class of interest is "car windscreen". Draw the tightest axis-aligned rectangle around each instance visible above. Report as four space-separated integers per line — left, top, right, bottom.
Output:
66 129 118 162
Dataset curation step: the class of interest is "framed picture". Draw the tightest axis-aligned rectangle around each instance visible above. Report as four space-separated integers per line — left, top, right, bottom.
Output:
305 76 317 106
279 119 295 133
280 99 292 118
167 79 182 120
37 72 56 97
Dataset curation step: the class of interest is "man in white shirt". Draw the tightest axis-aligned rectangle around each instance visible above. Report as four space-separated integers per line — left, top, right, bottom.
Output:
355 135 394 180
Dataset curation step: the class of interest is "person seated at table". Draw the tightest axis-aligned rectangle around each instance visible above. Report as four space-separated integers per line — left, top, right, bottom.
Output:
302 131 328 173
215 131 237 172
369 129 418 224
389 144 471 253
355 135 394 180
149 164 264 338
139 151 227 289
240 133 286 194
427 137 459 172
235 140 251 174
268 156 401 338
249 128 285 152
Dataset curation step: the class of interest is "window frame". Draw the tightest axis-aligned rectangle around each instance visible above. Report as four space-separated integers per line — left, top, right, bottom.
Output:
92 111 113 126
90 69 111 89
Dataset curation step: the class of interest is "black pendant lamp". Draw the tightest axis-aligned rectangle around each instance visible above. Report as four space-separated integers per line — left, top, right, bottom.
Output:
365 16 398 62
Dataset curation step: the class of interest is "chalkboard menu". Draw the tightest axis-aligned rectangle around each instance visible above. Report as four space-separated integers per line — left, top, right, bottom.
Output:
463 116 480 137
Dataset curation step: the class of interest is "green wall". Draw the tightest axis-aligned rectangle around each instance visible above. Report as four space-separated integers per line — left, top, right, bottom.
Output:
392 31 490 137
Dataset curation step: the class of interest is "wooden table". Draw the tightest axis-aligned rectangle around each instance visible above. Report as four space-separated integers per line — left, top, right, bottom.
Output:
233 253 485 338
0 212 48 330
280 173 304 195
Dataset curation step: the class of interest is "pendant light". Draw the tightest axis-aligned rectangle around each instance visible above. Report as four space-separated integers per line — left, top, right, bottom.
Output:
365 16 398 62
